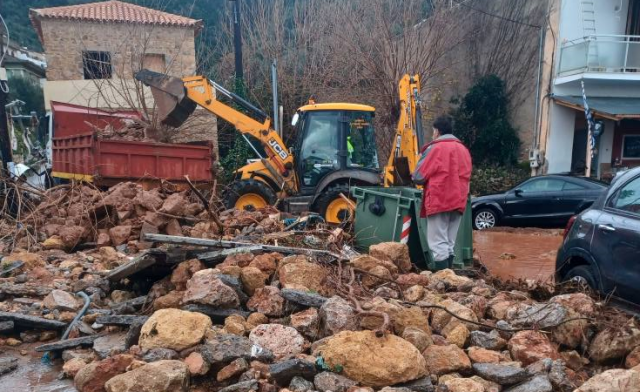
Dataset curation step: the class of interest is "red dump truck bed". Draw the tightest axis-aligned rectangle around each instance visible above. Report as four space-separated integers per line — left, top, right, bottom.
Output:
50 102 213 187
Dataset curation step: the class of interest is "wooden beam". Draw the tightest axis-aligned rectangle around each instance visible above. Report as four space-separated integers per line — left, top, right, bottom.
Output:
0 312 66 330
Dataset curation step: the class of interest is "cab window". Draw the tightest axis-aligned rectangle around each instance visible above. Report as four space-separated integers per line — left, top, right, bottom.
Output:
299 112 340 187
611 176 640 215
347 111 379 170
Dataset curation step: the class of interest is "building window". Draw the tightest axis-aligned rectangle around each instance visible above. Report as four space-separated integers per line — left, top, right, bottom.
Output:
622 135 640 159
142 53 166 73
83 51 112 79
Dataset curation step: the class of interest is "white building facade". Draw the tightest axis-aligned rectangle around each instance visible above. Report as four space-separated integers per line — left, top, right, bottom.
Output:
539 0 640 180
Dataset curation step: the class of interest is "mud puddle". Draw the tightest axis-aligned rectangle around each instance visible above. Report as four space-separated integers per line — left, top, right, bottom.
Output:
1 343 74 392
474 228 562 282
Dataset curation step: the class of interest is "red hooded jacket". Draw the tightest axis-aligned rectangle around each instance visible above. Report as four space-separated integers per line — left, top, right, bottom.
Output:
412 135 472 217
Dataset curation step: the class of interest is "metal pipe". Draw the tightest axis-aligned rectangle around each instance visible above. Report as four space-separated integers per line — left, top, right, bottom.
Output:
42 291 91 362
271 60 280 136
533 25 545 152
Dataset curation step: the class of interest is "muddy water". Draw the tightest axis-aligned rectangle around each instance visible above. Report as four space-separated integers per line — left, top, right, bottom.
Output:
1 343 75 392
474 229 563 283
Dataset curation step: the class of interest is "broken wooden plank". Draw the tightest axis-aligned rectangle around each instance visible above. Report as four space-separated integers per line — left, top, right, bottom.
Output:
0 312 66 330
107 250 159 281
281 289 328 308
196 246 263 264
0 320 14 332
181 305 251 323
35 334 102 352
0 283 53 297
143 233 345 260
96 315 148 326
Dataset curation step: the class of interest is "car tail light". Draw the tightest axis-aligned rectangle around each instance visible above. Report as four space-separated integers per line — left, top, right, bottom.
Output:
563 215 577 240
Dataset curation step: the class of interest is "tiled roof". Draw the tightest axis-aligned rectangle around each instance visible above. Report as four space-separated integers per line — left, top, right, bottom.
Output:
30 1 202 42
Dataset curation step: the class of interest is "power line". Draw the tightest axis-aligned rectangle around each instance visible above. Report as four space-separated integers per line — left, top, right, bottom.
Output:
454 0 541 29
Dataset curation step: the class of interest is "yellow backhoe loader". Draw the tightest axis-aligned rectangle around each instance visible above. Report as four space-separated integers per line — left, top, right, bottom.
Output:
135 70 423 223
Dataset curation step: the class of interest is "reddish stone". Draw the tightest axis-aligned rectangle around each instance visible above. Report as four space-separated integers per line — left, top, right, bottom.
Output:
74 354 134 392
171 259 205 291
216 358 248 381
165 219 183 236
109 225 132 246
396 273 429 287
185 352 210 376
247 286 285 317
509 331 559 366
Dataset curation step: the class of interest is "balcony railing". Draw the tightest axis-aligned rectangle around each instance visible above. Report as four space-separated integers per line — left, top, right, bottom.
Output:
558 34 640 76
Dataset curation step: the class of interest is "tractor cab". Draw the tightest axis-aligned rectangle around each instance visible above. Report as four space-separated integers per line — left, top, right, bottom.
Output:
291 103 380 196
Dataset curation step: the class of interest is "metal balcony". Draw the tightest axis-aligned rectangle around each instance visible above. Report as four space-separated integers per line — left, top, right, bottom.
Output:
558 35 640 76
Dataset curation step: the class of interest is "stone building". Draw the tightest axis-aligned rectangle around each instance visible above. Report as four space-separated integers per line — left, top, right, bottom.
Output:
29 0 217 146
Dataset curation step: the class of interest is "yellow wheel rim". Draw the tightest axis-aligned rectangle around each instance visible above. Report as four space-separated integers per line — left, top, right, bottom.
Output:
236 193 268 211
325 198 353 224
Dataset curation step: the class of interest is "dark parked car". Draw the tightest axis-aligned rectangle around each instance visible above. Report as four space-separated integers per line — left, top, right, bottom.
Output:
471 175 607 230
556 167 640 305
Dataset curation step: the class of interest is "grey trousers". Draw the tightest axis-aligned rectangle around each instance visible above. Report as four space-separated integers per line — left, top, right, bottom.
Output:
427 211 463 262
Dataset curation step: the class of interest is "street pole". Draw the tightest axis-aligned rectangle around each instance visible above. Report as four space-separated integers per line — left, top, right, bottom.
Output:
271 59 280 136
0 15 12 174
230 0 244 97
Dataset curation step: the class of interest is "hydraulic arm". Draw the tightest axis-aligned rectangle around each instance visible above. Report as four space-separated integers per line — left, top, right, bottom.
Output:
383 74 424 187
135 69 297 193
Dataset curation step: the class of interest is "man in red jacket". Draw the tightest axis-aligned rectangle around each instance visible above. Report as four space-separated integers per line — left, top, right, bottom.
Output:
412 115 472 269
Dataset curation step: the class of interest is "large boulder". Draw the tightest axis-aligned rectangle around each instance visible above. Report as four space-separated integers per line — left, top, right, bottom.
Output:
104 360 189 392
138 309 211 351
248 324 306 359
279 259 328 293
508 331 559 366
422 344 471 375
317 330 427 387
319 296 359 336
369 242 412 273
575 369 640 392
588 322 640 363
74 354 134 392
183 269 240 308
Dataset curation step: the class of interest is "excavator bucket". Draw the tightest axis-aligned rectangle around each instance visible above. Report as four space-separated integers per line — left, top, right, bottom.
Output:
134 69 196 128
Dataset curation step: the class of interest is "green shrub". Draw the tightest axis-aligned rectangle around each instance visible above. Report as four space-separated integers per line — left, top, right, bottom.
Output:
452 75 521 166
470 165 530 196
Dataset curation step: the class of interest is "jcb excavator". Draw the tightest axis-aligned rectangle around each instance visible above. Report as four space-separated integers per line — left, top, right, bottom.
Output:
135 70 423 223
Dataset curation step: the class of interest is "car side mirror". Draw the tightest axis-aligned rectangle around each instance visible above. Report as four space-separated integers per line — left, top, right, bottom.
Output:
514 189 523 197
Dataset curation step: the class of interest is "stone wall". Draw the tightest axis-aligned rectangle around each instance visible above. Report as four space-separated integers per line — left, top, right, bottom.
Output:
40 19 197 81
39 18 217 149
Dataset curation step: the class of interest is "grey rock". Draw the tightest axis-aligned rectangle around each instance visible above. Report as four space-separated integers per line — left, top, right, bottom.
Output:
93 333 127 359
319 296 358 337
507 303 567 329
218 380 259 392
314 371 357 392
393 376 435 392
473 363 532 385
124 320 144 349
548 360 575 392
290 376 315 392
0 321 14 333
218 274 249 303
0 357 18 376
281 289 328 308
497 320 514 339
270 358 317 386
470 330 507 350
504 375 553 392
525 358 553 375
142 347 179 362
200 334 274 366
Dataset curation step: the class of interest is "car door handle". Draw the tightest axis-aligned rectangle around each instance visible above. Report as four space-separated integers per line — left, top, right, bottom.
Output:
598 224 616 232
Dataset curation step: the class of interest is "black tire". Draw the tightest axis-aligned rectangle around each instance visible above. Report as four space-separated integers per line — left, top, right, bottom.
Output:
314 184 353 224
223 179 277 210
564 265 599 291
473 208 498 230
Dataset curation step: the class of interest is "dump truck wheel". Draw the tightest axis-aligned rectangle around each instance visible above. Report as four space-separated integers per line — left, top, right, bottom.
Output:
315 184 354 224
224 179 277 211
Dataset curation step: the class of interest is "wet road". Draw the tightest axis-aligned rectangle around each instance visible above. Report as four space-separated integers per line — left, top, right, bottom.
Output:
473 228 563 283
1 343 74 392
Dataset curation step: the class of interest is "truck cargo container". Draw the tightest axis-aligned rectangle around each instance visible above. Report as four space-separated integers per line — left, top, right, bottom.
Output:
50 101 214 188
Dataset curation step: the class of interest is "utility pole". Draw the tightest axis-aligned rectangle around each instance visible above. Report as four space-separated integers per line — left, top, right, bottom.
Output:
0 14 12 174
229 0 244 97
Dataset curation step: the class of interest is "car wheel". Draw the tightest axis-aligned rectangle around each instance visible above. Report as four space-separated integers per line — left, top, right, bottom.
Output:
473 208 497 230
565 265 599 292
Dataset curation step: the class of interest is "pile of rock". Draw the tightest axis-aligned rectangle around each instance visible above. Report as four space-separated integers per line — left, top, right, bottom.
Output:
1 240 639 392
5 182 283 252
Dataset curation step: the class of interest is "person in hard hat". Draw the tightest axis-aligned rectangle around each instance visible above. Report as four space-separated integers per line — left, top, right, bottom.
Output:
412 115 472 270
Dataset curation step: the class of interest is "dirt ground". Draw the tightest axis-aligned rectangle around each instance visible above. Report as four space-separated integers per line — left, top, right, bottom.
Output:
1 343 73 392
473 227 563 283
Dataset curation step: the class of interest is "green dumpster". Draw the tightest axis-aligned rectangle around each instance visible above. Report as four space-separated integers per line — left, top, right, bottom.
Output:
352 186 473 271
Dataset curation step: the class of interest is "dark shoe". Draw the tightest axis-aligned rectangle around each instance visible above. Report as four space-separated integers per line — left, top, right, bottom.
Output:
447 255 455 269
432 258 449 271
